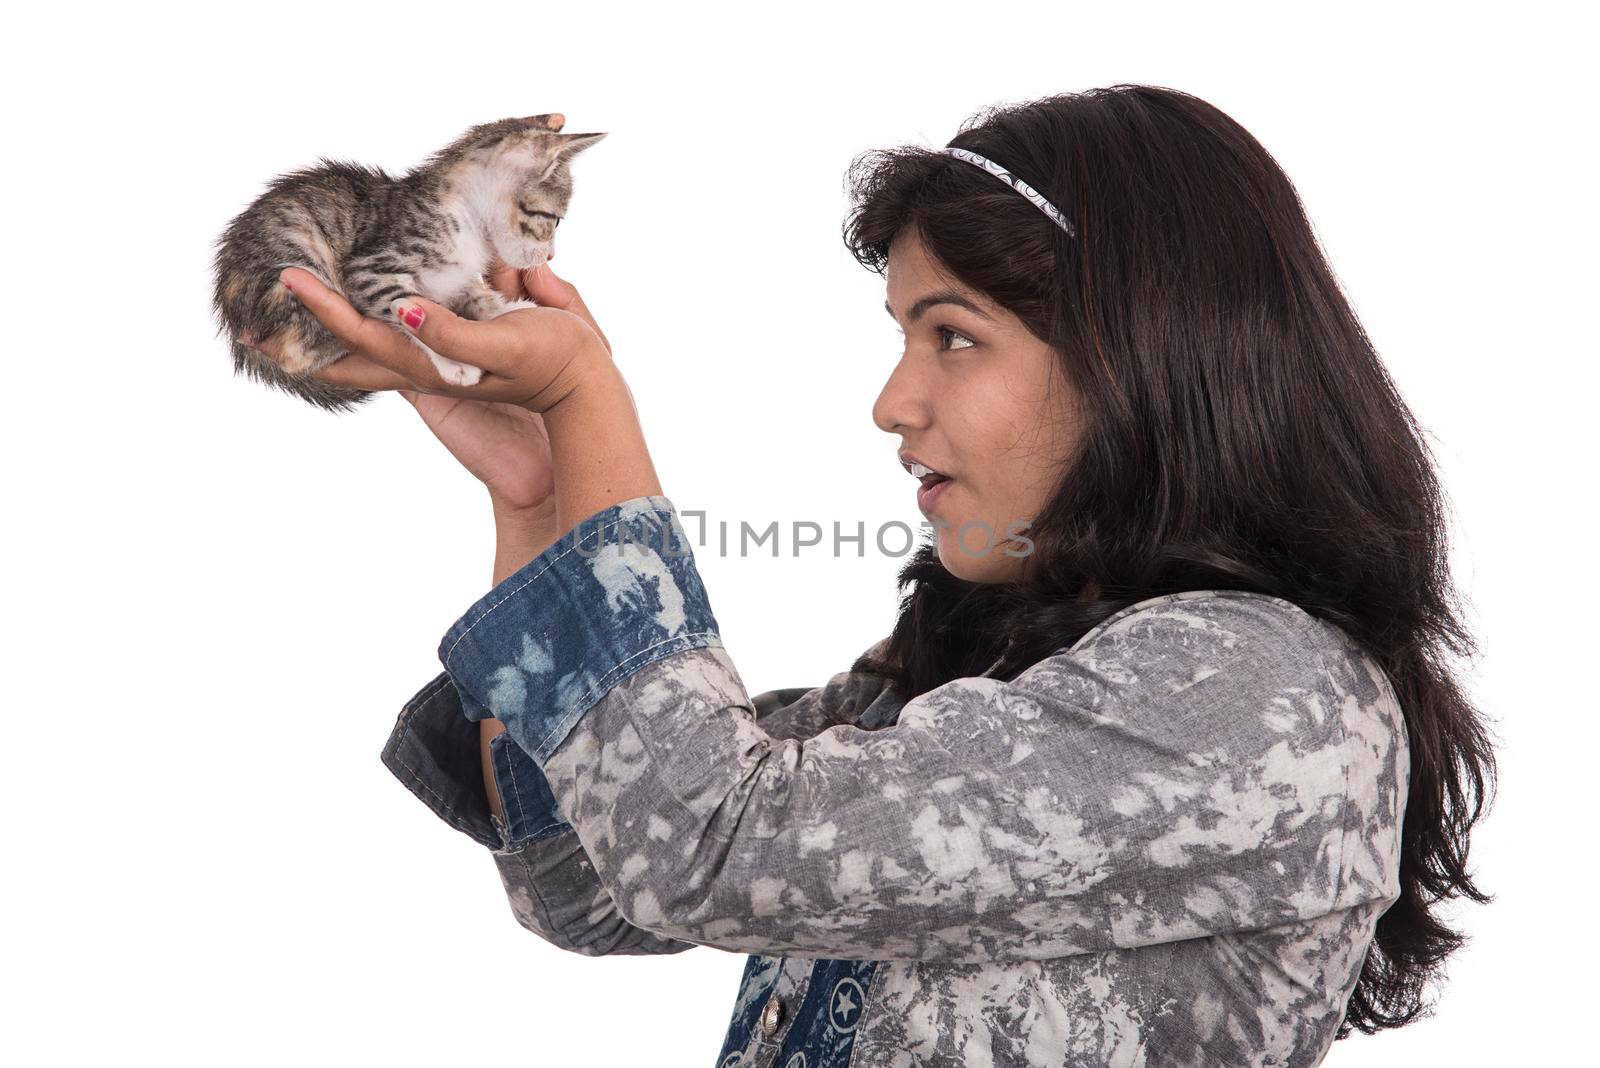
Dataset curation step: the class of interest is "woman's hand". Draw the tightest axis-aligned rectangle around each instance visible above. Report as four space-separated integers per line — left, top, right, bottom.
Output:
248 259 611 412
242 254 660 561
240 259 612 518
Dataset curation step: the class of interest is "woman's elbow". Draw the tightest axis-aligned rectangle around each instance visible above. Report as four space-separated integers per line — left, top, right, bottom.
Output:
605 863 753 948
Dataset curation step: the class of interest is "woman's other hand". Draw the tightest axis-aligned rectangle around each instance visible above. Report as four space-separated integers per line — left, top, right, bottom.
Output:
242 255 659 570
239 260 612 510
387 260 609 515
246 259 610 412
239 258 620 575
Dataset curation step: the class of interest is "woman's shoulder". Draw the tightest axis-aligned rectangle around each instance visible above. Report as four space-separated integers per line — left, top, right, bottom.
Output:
1042 588 1406 751
1066 589 1384 691
1037 589 1411 906
1068 588 1327 653
1056 585 1408 777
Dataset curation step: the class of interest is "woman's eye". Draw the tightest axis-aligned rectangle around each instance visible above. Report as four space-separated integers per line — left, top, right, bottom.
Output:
893 326 976 353
937 326 976 351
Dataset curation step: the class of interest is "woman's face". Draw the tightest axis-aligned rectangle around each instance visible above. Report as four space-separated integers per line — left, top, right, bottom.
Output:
873 228 1082 583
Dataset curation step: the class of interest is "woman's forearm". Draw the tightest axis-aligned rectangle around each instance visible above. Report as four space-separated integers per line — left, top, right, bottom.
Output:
492 496 560 586
478 355 659 823
541 359 663 542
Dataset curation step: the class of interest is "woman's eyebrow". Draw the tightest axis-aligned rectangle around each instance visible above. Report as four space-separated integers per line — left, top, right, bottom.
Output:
884 291 995 324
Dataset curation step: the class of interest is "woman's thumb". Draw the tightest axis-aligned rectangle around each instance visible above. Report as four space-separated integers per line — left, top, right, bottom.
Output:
523 262 577 307
522 262 611 354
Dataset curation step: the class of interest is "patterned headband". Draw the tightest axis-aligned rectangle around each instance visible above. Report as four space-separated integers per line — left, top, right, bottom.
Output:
940 147 1077 239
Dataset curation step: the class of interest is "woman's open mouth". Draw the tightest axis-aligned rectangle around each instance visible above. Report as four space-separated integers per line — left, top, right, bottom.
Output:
905 460 954 513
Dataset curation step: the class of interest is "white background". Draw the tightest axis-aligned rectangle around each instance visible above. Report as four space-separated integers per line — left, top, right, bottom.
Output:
4 2 1593 1064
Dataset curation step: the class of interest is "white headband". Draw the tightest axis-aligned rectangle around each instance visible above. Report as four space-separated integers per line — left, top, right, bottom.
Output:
940 147 1077 239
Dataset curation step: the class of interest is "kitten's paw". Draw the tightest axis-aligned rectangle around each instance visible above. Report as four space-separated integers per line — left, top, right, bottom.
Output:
406 334 483 386
437 359 485 386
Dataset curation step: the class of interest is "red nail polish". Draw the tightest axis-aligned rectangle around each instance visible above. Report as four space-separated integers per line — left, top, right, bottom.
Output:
399 305 425 331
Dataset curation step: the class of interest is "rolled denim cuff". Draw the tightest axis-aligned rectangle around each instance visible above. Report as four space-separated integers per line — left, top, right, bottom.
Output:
380 672 501 850
380 671 571 850
437 495 722 765
487 729 569 845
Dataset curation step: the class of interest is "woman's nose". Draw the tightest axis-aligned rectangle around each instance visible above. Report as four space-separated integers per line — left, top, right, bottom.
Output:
872 354 932 434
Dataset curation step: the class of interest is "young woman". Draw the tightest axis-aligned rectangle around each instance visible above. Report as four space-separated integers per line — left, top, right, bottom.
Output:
245 84 1494 1066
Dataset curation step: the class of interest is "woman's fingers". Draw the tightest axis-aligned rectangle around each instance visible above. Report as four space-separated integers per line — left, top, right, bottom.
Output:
485 252 550 301
239 326 419 392
240 331 304 371
389 294 541 374
267 265 603 406
520 262 611 355
277 267 503 390
278 268 419 369
240 331 279 359
486 257 524 301
309 352 418 392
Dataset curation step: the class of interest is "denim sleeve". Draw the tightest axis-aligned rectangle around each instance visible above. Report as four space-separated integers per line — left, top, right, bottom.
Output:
439 495 1409 961
380 671 693 955
381 635 900 955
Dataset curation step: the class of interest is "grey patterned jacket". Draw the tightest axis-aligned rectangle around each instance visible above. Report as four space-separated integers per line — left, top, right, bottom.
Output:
381 495 1408 1067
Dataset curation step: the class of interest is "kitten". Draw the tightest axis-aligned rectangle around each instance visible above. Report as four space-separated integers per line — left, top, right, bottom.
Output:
212 113 605 412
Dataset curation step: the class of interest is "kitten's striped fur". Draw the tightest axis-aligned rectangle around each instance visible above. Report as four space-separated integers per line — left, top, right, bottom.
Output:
212 114 605 411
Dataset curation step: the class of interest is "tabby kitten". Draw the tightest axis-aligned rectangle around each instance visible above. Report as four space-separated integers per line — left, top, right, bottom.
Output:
212 113 605 411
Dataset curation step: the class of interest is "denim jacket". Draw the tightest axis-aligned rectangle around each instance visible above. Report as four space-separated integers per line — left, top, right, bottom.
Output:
381 495 1407 1067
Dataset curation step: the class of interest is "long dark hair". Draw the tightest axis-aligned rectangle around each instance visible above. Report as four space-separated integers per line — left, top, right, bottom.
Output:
841 84 1494 1038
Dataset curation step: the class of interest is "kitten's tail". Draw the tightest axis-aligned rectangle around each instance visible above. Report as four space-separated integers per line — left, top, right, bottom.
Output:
229 338 375 413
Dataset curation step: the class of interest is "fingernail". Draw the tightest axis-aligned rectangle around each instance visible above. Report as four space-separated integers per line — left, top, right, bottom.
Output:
391 300 425 331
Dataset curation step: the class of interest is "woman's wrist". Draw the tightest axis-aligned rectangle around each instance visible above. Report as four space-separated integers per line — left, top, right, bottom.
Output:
490 494 559 586
540 358 664 540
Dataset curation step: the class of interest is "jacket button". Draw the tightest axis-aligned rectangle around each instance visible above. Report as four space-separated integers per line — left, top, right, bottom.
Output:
760 995 784 1035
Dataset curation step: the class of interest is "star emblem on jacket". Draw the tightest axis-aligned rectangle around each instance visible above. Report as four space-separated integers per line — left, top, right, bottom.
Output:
828 977 866 1033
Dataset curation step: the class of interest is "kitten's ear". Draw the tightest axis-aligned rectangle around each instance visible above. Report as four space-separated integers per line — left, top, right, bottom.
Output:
531 131 606 183
553 131 608 161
